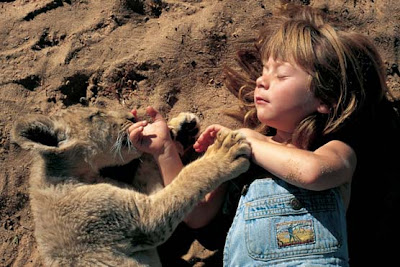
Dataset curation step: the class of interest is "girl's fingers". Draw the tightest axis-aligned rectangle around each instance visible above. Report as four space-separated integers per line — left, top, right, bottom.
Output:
194 145 208 153
193 125 231 153
193 142 204 152
146 106 164 123
128 121 147 141
194 130 218 152
128 121 148 131
129 126 143 142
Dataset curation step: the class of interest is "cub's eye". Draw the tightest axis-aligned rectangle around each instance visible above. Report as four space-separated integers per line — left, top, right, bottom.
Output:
88 111 105 121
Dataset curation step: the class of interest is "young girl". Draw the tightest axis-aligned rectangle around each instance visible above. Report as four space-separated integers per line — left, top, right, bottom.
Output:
192 4 399 266
129 4 399 266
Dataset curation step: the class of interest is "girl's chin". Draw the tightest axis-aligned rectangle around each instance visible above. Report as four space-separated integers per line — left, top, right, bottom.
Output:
256 114 270 125
256 113 280 129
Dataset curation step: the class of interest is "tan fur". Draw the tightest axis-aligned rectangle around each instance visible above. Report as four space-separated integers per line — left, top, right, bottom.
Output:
11 106 251 267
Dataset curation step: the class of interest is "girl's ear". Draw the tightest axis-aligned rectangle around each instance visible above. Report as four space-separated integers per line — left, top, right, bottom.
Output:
317 102 331 114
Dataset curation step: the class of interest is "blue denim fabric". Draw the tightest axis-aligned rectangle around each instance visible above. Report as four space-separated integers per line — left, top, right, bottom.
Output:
223 178 348 266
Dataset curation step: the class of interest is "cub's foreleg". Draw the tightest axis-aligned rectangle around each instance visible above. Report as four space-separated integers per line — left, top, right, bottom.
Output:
136 129 251 246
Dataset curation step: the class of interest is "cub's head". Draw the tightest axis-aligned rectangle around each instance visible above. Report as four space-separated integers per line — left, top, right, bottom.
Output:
11 107 141 180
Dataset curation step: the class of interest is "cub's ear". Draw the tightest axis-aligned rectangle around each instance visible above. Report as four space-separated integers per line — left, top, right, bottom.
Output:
11 115 66 151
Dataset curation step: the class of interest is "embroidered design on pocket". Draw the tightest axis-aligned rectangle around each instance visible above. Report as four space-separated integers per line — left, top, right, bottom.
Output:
276 220 315 248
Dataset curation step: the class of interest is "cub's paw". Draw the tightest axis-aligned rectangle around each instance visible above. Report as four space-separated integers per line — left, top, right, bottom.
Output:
168 112 200 152
205 129 251 177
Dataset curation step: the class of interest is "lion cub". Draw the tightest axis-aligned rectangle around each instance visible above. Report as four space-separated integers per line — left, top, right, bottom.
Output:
11 107 251 267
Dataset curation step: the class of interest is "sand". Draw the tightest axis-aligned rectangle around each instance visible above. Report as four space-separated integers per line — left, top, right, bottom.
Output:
1 0 399 266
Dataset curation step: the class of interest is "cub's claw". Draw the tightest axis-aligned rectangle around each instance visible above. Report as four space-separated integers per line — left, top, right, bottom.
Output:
207 130 251 158
204 129 251 179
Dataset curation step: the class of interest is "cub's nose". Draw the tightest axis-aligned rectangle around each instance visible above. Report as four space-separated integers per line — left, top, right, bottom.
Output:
126 115 136 123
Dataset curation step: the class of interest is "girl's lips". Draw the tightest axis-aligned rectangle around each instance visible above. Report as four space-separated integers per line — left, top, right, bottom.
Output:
255 96 268 104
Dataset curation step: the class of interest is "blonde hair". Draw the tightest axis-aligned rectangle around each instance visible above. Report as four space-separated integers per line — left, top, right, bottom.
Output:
225 4 392 149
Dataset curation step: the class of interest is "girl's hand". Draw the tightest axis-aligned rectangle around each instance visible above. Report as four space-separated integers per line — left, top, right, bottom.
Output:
128 106 172 156
193 124 231 152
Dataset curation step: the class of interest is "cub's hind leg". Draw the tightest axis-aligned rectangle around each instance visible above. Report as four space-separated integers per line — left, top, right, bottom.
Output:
168 112 200 155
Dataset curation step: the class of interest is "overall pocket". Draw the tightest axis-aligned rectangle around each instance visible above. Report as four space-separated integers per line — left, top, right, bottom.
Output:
244 190 344 261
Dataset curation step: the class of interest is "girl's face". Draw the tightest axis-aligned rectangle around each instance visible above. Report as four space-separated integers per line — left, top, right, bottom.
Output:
255 57 323 134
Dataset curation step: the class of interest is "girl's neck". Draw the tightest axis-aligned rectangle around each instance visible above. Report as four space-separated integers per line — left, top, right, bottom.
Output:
272 130 293 144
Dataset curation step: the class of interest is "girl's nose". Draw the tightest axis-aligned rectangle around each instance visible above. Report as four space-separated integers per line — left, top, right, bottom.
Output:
256 75 268 90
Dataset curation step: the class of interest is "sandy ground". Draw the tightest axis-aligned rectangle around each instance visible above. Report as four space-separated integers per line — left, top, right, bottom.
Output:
1 0 399 266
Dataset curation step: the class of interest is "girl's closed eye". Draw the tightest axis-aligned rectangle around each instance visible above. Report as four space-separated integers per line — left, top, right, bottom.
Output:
277 73 290 79
276 65 294 79
276 74 289 79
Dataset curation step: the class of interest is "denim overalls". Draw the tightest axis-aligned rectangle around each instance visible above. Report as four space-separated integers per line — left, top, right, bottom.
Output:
223 178 349 266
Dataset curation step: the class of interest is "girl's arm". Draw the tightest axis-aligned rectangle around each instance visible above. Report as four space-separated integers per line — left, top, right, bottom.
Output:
195 125 356 191
128 107 183 186
183 182 228 229
239 128 357 191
